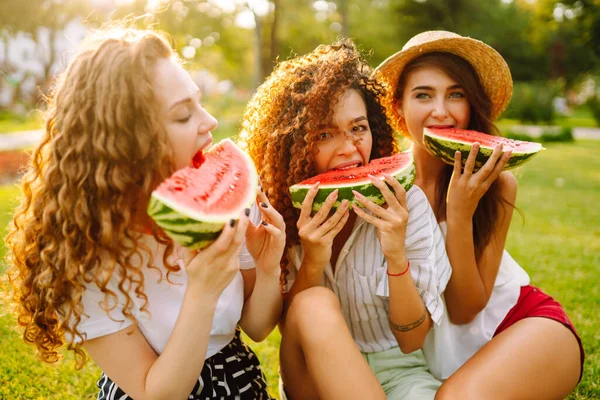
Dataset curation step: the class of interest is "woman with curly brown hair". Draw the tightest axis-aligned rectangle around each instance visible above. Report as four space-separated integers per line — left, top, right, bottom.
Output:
240 39 451 400
5 23 284 400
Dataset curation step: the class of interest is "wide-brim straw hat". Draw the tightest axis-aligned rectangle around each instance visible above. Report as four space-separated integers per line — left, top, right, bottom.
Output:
373 30 513 137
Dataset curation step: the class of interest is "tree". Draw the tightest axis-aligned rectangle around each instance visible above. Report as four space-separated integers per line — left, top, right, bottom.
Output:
0 0 91 105
525 0 599 88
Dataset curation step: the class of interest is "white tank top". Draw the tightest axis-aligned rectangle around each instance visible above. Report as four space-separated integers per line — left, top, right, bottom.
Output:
422 222 530 380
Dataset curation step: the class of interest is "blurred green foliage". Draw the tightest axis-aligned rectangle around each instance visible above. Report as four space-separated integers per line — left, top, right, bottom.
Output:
504 82 560 124
586 96 600 127
1 0 599 128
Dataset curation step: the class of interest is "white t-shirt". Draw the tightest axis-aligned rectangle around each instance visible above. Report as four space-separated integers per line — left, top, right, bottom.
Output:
73 222 257 360
422 221 530 380
285 185 452 353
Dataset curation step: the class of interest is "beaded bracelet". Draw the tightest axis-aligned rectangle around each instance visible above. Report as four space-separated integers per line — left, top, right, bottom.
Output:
387 260 410 277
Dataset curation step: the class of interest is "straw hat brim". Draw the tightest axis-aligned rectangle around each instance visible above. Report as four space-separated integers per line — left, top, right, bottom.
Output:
373 34 512 136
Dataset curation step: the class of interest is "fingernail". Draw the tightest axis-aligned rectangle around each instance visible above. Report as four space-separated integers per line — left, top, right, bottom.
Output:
245 208 250 216
353 190 364 199
329 190 338 199
230 219 236 227
313 182 320 189
261 220 268 226
260 202 268 208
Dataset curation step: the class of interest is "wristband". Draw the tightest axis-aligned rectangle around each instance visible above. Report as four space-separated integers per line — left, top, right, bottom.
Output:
387 260 410 277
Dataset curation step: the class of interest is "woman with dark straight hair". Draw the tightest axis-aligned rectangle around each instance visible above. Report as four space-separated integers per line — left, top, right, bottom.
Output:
375 30 584 399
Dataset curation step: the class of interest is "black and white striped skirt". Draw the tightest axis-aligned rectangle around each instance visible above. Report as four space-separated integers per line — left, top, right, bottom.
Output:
96 329 272 399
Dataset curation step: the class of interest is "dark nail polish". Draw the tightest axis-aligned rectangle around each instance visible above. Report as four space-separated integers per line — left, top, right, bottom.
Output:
230 219 236 227
261 220 268 226
245 208 250 216
260 202 268 208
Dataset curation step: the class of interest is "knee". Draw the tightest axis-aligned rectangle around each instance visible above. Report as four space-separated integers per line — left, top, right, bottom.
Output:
286 287 345 338
287 287 341 322
435 379 478 400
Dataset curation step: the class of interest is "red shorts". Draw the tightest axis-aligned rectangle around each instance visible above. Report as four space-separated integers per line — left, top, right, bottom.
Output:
494 285 585 382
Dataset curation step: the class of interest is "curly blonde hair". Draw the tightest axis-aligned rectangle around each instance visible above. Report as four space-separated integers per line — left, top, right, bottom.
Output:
239 39 398 287
5 25 182 368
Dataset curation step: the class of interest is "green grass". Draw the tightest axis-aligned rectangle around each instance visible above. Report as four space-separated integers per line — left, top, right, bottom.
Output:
504 141 600 399
1 141 599 398
499 105 598 128
0 112 43 134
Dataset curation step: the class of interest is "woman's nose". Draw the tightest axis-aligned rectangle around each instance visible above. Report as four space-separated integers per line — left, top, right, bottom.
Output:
199 107 218 132
431 99 449 119
337 132 361 152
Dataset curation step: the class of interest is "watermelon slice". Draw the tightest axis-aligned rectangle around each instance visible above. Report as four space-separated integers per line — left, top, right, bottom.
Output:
147 138 258 250
423 128 544 171
289 152 416 211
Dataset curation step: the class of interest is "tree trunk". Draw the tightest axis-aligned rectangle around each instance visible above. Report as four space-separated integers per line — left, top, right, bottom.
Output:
269 0 280 74
253 10 263 91
338 0 349 38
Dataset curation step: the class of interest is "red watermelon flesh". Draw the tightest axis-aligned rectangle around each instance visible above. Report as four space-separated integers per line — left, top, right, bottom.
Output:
423 128 544 171
192 151 205 168
154 139 257 218
299 152 414 186
426 128 542 152
289 152 416 211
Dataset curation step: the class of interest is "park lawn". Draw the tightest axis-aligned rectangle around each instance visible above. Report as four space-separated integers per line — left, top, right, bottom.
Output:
1 141 599 399
0 113 43 134
499 104 598 129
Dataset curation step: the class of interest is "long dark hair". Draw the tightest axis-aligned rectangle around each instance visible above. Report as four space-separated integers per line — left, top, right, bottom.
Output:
395 52 512 260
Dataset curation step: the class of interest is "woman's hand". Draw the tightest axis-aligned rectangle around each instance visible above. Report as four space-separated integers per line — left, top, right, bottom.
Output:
245 189 286 276
297 183 350 269
446 143 512 220
181 210 250 298
352 173 408 261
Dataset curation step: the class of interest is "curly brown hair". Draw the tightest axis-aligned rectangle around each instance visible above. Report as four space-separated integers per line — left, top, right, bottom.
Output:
239 39 398 288
5 24 182 368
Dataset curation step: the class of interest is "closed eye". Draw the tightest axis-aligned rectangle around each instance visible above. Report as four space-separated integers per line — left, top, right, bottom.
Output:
176 115 192 123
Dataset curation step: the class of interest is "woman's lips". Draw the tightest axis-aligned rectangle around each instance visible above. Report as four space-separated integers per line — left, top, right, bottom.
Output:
191 135 213 168
427 125 454 129
192 151 205 168
332 161 362 170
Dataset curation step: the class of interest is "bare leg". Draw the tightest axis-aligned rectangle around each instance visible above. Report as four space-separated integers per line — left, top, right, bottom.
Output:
436 317 581 400
279 287 386 400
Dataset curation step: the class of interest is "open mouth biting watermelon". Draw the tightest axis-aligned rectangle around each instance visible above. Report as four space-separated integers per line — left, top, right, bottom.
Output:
289 152 415 211
147 138 258 249
423 128 543 171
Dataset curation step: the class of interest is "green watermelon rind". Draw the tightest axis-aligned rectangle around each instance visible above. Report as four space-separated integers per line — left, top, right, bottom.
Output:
289 155 416 211
148 196 225 250
423 128 543 171
147 139 258 250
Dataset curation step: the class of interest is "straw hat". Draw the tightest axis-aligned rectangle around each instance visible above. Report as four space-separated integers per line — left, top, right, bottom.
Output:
373 30 513 136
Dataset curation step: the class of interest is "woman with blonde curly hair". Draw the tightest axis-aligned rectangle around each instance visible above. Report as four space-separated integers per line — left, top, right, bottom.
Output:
5 23 285 400
240 39 451 400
